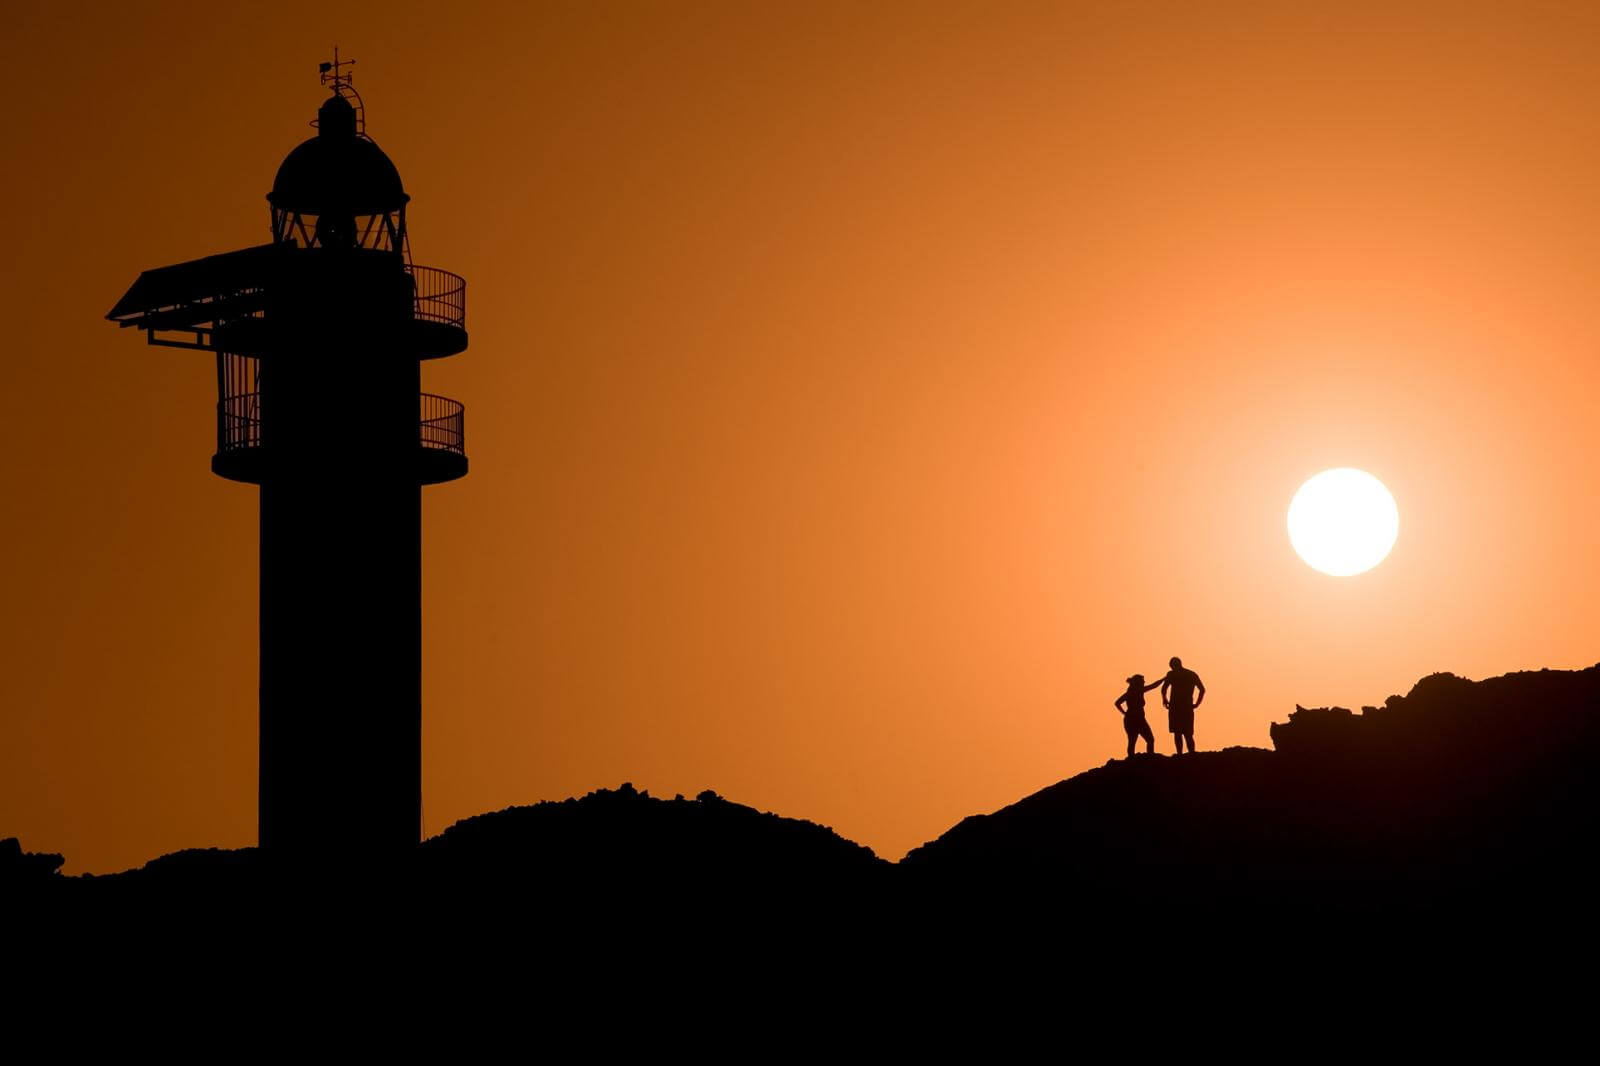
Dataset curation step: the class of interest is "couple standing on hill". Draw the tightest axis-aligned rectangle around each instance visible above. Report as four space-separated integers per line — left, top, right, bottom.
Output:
1114 657 1205 758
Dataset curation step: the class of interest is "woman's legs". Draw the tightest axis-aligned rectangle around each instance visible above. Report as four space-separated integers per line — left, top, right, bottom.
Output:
1127 718 1154 757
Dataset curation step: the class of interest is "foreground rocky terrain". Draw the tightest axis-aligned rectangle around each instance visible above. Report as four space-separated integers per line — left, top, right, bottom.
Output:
8 665 1596 931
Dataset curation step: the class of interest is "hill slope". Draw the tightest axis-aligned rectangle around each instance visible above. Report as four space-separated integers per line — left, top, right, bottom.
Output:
902 665 1600 913
418 781 886 884
8 665 1595 919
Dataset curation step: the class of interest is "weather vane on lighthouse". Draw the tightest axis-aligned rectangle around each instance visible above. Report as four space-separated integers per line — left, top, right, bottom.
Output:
319 46 355 88
107 59 473 857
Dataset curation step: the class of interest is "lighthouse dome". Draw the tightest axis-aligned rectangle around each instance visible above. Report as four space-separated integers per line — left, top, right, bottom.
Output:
268 94 409 217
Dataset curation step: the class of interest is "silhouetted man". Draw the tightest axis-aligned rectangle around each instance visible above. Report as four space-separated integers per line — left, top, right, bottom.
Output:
1114 674 1162 758
1160 656 1205 754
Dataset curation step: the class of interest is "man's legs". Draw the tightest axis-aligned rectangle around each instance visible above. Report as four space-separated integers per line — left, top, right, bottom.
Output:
1172 706 1194 753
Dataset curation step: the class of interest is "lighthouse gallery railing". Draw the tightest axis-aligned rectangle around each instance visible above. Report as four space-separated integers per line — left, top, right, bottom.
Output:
406 264 465 329
218 387 465 457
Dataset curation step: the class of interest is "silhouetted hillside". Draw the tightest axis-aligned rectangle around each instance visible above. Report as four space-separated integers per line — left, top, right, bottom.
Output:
16 783 883 900
11 666 1597 925
419 782 886 885
904 665 1600 916
83 846 261 892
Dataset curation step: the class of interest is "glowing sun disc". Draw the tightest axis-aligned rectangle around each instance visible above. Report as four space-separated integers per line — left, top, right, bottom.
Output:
1287 468 1399 577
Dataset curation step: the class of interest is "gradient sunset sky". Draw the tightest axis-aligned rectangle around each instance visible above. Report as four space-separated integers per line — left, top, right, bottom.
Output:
4 1 1598 873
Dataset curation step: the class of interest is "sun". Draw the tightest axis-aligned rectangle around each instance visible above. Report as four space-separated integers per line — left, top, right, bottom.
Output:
1287 468 1399 577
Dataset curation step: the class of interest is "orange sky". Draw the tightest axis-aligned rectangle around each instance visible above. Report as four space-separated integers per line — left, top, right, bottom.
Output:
4 2 1598 873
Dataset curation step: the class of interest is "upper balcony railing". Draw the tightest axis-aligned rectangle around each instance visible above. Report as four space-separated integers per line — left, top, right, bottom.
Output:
407 264 465 330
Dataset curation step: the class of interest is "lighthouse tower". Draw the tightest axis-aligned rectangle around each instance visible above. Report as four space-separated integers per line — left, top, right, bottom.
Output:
108 57 469 855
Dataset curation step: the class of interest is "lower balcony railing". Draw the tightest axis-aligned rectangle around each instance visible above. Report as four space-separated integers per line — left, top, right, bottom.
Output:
418 393 464 454
218 392 464 454
214 392 467 484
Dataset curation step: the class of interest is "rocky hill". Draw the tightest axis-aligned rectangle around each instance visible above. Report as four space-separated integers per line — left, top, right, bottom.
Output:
13 782 884 902
417 781 886 886
9 665 1597 925
903 665 1600 916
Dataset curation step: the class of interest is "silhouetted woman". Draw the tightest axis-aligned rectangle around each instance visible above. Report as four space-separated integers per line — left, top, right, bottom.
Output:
1114 674 1161 758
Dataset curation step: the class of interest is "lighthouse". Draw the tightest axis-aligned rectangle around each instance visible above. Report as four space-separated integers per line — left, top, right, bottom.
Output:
107 56 468 855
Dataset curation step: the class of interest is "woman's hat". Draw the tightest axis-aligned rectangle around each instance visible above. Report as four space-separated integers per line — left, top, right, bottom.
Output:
1127 674 1144 684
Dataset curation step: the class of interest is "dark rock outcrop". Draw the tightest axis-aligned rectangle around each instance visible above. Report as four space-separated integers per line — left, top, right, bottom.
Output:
903 665 1600 918
0 837 65 887
420 782 886 888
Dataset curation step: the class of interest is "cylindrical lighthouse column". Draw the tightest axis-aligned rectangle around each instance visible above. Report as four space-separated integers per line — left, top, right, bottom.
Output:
258 250 422 854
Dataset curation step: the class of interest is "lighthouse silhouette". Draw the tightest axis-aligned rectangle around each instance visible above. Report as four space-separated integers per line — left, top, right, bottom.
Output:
108 55 468 856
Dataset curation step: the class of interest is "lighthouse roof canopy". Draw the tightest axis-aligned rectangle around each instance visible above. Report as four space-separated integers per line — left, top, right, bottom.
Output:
268 94 409 216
